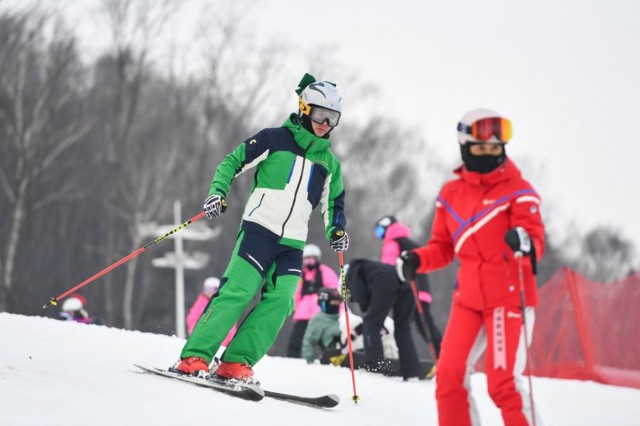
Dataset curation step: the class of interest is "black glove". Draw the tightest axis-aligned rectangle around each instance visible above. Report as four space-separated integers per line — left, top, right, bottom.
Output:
203 194 227 219
505 226 532 255
396 250 420 282
330 229 349 252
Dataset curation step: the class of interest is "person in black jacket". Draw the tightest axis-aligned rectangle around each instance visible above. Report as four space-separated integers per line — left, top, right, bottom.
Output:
375 215 443 362
345 258 421 380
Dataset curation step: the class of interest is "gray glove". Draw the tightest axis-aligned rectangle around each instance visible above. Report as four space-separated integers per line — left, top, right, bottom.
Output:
330 229 349 252
203 194 227 219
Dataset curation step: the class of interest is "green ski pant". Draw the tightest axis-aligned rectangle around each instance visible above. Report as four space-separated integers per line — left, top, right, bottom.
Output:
180 228 301 366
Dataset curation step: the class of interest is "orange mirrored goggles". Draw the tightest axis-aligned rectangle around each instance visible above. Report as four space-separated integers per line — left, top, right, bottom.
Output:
457 117 512 143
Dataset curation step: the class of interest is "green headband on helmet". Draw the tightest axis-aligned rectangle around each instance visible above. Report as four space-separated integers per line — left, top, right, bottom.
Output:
295 73 317 96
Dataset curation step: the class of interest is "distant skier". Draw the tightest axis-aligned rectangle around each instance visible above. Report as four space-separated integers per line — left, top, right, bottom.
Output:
396 108 545 426
301 287 342 364
59 293 103 325
186 277 236 347
172 73 349 384
288 244 339 358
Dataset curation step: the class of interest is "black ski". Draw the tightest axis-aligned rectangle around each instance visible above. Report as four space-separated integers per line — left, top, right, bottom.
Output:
207 375 339 408
133 364 264 402
263 389 340 408
134 364 339 408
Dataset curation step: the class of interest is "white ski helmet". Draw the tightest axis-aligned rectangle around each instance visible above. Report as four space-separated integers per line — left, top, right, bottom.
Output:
203 277 220 294
299 81 342 127
457 108 511 145
62 296 83 312
303 243 322 260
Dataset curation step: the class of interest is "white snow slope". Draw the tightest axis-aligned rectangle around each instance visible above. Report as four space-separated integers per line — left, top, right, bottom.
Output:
1 313 639 426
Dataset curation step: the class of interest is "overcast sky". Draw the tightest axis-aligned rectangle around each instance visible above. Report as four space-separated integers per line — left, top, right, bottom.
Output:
6 0 640 258
254 0 640 257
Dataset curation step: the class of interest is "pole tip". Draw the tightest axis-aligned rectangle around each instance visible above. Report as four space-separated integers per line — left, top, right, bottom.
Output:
352 395 360 403
42 297 58 309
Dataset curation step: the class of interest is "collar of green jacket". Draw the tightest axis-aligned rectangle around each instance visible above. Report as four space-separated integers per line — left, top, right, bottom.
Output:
283 114 332 153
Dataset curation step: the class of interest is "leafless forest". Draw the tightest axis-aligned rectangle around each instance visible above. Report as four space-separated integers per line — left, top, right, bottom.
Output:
0 2 635 354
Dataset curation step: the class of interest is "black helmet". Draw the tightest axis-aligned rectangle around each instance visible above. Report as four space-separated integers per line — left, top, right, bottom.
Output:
317 287 342 314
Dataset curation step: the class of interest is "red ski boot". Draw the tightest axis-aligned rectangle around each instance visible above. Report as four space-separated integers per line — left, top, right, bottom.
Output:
214 361 259 385
174 356 210 375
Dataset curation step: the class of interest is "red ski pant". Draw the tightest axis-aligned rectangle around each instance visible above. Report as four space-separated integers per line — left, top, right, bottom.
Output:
435 300 539 426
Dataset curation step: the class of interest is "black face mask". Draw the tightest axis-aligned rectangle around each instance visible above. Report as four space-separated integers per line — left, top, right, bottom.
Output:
320 300 340 314
460 143 506 174
303 259 319 270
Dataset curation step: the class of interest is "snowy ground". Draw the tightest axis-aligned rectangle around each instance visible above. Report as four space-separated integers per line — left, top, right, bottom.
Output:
1 313 639 426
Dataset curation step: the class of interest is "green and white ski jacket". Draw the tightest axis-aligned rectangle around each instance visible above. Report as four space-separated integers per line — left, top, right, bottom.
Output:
208 114 346 249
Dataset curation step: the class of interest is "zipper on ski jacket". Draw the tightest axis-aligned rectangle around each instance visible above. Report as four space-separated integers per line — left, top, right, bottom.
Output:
280 146 310 241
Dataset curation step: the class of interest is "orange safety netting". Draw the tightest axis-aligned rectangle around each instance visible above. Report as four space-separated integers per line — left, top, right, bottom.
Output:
528 267 640 389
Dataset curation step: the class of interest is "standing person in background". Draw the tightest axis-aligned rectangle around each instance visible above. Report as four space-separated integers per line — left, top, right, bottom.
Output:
287 244 339 358
375 215 443 365
397 108 545 426
186 277 237 347
172 73 349 384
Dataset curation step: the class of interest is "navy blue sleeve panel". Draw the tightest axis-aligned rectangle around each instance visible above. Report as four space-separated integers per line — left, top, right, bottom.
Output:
331 189 347 230
307 163 329 208
242 129 274 165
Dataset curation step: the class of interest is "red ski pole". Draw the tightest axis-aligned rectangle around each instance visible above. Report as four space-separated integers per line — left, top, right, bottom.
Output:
408 279 438 363
516 252 537 426
42 211 206 309
338 252 360 403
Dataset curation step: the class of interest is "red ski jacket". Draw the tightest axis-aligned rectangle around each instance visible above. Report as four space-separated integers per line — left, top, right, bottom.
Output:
414 158 545 310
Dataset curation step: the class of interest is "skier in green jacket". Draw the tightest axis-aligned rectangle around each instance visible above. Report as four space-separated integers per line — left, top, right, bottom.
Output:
173 73 349 383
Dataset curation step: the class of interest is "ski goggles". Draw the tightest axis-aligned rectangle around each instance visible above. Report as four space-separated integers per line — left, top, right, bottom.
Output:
300 99 341 127
457 117 512 143
374 225 386 239
373 216 395 239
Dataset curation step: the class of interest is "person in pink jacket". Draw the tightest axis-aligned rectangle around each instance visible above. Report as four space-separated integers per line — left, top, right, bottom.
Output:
287 244 339 358
186 277 236 347
376 215 443 362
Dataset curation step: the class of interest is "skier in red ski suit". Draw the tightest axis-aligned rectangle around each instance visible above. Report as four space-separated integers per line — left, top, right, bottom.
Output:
397 108 545 426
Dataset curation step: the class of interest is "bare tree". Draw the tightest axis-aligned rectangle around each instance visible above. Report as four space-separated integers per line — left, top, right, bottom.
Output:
91 0 185 328
571 226 636 282
0 10 91 311
334 116 448 260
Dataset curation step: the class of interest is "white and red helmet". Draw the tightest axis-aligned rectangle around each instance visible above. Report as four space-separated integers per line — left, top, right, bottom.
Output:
457 108 512 145
62 296 84 312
